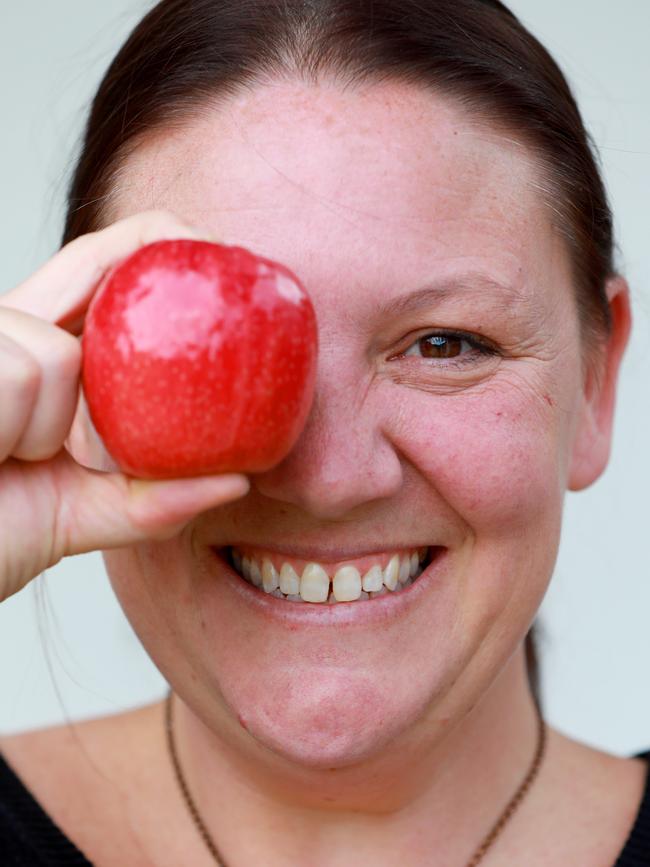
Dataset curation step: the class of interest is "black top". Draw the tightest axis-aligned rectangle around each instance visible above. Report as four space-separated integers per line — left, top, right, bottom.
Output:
1 750 650 866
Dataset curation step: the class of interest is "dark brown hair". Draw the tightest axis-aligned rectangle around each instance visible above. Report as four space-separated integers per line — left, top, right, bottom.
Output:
63 0 619 711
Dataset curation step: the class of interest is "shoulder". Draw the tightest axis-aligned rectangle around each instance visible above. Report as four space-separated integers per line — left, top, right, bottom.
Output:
509 727 650 866
0 741 90 865
0 701 164 809
1 700 163 773
616 747 650 865
0 701 167 866
544 727 649 816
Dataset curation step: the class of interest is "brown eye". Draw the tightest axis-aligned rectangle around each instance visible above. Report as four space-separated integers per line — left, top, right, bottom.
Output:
418 335 463 359
399 331 495 365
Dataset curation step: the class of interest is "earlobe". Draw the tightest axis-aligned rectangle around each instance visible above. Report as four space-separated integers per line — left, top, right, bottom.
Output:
567 277 632 492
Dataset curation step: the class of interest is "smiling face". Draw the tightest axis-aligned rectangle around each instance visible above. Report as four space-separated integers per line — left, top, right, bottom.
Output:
101 80 601 770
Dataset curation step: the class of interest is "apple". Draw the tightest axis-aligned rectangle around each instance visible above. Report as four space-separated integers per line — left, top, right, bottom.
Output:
82 239 318 479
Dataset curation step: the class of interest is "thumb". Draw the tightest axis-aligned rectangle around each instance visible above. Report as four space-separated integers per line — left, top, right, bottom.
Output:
0 453 250 602
58 459 250 557
123 474 251 540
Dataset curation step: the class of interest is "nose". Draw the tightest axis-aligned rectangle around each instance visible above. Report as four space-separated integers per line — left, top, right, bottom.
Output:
253 371 404 520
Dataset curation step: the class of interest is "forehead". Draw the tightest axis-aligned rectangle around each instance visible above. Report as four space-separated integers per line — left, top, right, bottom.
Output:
110 80 568 306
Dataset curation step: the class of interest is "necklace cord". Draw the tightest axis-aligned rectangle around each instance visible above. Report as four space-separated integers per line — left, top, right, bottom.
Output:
165 692 229 866
165 691 546 867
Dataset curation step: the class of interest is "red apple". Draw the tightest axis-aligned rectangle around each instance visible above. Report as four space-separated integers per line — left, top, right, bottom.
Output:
82 239 318 478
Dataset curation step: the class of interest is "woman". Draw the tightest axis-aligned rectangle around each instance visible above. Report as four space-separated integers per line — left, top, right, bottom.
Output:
0 0 647 864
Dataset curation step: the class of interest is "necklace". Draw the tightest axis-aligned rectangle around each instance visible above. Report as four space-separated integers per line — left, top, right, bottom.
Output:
165 690 547 867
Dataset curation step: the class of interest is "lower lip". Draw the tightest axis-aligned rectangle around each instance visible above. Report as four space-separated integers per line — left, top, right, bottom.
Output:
208 547 449 629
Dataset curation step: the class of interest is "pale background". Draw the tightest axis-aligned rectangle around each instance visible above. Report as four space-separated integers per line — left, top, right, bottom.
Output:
0 2 648 754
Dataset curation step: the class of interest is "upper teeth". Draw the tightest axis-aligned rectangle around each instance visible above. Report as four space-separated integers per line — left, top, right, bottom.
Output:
231 548 428 603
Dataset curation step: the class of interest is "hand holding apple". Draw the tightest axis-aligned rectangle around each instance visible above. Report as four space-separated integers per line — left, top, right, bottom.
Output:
0 212 258 604
82 238 318 479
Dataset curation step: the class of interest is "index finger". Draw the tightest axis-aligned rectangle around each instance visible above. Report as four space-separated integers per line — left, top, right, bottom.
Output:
1 211 218 333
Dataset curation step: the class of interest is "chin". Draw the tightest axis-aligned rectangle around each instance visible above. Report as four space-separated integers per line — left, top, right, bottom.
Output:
215 664 435 769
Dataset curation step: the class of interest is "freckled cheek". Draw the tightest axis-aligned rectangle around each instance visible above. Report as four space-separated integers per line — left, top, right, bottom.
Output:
390 390 566 648
392 393 563 529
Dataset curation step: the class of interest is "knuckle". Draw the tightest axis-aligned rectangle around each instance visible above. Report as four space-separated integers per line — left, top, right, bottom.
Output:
4 346 41 398
63 232 98 257
48 331 82 378
13 441 61 463
59 233 106 284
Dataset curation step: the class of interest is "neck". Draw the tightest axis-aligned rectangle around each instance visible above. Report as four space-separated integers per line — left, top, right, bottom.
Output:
171 646 545 864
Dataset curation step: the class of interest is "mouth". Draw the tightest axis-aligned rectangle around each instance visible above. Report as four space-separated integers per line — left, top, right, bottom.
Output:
218 545 440 604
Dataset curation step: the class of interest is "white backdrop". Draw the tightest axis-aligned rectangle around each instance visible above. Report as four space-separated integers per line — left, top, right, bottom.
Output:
1 2 649 755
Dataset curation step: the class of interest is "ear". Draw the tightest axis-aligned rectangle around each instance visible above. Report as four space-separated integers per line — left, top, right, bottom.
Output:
568 276 632 491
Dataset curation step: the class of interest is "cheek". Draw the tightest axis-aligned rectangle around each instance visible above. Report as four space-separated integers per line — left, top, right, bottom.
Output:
392 377 567 533
389 375 572 633
103 542 197 660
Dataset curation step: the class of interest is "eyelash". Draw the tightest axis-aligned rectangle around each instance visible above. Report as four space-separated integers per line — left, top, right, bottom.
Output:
397 330 498 367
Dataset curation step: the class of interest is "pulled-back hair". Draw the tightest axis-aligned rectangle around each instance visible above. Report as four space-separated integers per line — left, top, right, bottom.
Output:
64 0 619 710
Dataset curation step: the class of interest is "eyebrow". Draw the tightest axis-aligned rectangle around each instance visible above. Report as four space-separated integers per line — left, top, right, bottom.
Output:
374 273 526 320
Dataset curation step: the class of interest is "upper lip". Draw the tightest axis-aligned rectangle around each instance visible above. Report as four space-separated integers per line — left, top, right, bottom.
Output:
220 542 436 563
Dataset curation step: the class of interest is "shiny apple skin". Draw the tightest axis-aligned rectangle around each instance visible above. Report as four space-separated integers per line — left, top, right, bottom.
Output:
82 239 318 479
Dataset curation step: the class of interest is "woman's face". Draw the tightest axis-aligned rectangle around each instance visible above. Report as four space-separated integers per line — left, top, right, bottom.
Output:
102 81 609 768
